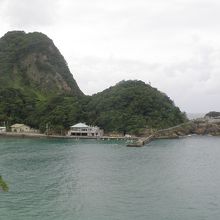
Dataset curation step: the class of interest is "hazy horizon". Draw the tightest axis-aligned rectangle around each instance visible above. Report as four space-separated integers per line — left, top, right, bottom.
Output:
0 0 220 113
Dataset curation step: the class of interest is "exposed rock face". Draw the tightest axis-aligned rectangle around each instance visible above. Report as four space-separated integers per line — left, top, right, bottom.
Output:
0 31 83 97
154 119 220 138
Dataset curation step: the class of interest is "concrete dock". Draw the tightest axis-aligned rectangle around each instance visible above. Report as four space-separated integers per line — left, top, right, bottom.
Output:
127 135 154 147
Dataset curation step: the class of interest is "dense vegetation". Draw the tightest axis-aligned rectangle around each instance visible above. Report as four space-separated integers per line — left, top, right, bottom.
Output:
86 80 186 134
0 88 84 133
0 31 187 135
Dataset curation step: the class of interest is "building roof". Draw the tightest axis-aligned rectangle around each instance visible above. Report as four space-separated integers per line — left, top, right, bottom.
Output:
11 124 28 128
70 123 89 128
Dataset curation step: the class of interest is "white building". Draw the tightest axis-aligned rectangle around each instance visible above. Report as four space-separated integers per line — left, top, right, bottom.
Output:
11 124 31 133
68 123 103 137
0 127 6 133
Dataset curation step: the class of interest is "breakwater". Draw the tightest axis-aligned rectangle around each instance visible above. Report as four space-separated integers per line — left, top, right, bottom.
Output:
127 118 220 147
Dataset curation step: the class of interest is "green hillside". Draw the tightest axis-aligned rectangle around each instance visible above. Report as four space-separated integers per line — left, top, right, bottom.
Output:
0 31 84 131
85 80 186 134
0 31 83 98
0 31 187 134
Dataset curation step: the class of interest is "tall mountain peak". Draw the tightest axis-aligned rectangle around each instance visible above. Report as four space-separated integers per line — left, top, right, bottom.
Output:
0 31 83 97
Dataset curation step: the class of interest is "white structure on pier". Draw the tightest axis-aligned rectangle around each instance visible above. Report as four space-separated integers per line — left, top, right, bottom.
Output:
68 123 103 137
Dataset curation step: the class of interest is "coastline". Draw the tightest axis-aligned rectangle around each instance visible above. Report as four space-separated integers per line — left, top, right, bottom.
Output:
0 132 137 141
1 118 220 147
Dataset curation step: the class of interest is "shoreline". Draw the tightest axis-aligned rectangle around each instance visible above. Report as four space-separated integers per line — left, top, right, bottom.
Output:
0 132 137 141
1 128 219 146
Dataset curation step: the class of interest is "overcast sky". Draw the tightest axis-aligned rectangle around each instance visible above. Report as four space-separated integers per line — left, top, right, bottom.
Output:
0 0 220 113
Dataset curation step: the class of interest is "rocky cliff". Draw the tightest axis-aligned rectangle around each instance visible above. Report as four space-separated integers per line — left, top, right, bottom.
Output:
154 118 220 139
0 31 83 97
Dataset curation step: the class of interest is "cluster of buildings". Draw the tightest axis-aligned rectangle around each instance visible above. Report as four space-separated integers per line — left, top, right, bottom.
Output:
0 122 104 137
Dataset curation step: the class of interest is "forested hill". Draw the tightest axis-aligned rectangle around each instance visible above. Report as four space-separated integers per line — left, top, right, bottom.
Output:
85 80 186 134
0 31 187 134
0 31 83 131
0 31 83 97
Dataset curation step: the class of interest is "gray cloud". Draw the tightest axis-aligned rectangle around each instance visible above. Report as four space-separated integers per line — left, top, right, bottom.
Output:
69 43 220 113
1 0 60 28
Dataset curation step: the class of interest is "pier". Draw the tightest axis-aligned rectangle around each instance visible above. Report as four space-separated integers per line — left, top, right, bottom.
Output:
127 135 154 147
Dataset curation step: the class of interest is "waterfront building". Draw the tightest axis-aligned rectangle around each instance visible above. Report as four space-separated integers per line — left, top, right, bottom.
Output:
68 123 103 137
11 124 31 133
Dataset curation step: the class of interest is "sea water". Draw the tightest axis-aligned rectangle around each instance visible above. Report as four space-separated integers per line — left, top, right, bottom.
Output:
0 136 220 220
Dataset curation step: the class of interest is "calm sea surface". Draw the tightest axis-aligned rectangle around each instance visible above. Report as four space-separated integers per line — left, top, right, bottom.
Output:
1 136 220 220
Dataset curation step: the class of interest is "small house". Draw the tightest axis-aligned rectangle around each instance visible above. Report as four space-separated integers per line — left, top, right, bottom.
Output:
11 124 31 133
68 123 103 137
